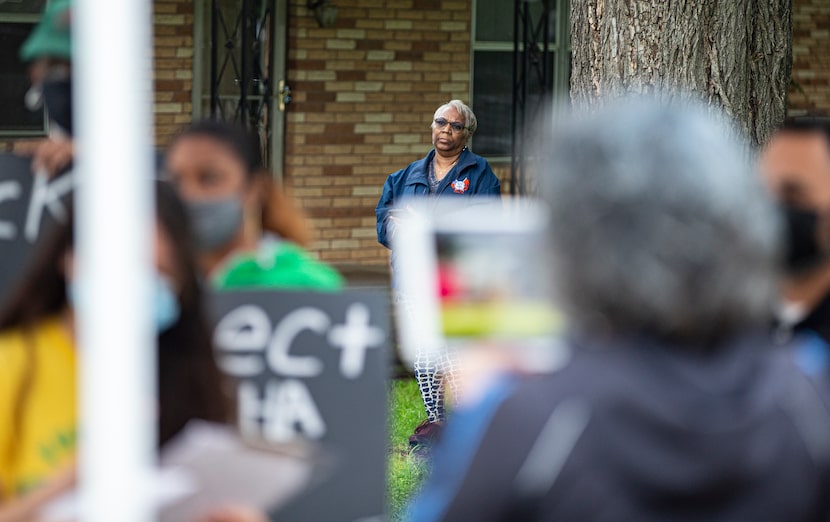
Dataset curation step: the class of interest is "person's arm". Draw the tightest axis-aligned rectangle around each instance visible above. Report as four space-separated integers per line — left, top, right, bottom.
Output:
13 138 74 178
407 379 520 522
466 159 500 198
0 465 75 522
481 162 501 196
409 374 587 522
194 505 269 522
375 173 398 249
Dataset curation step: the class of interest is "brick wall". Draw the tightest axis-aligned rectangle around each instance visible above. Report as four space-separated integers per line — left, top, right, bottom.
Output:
152 0 194 146
788 0 830 116
285 0 474 266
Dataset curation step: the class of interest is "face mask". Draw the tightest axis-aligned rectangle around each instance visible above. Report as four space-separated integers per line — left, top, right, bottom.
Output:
67 273 181 333
186 197 244 252
42 78 73 135
24 83 44 111
154 275 181 333
25 65 70 115
783 204 828 274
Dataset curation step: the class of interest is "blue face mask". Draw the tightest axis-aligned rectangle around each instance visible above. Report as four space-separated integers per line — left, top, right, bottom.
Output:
154 275 181 333
67 273 181 333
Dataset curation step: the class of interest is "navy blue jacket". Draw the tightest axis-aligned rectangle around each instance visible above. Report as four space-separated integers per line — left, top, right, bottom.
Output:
375 148 501 248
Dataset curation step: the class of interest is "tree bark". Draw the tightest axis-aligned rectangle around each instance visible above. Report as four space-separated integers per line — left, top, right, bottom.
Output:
570 0 792 146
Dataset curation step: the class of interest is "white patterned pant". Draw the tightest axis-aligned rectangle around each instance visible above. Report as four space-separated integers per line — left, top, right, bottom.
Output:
414 348 461 422
396 291 460 422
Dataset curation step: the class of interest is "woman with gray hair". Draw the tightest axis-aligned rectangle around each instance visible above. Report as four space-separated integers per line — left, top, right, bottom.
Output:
376 100 501 446
408 99 830 521
376 100 501 248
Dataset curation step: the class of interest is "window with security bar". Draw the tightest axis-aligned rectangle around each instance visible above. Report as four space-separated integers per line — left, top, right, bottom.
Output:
0 0 48 137
471 0 571 161
192 0 288 172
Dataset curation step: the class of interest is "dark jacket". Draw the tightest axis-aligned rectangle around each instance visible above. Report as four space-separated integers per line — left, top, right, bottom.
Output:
773 294 830 377
375 147 501 248
794 294 830 346
409 334 830 522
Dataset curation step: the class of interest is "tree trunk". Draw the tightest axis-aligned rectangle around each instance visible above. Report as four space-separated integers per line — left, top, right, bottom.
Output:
570 0 792 146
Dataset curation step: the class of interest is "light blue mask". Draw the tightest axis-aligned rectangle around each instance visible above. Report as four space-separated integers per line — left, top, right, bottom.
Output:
154 275 181 333
67 273 181 333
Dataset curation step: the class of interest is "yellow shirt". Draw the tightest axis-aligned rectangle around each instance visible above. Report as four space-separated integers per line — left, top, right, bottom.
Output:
0 317 76 500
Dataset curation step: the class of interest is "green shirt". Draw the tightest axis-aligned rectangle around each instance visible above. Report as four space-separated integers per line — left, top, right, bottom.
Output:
213 240 343 291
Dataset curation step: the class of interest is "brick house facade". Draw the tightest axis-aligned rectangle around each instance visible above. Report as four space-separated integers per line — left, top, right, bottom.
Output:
156 0 503 268
2 0 828 271
285 0 474 266
789 0 830 117
153 0 197 146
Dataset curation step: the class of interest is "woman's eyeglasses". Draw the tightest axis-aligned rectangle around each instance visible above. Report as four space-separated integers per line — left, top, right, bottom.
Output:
434 118 467 133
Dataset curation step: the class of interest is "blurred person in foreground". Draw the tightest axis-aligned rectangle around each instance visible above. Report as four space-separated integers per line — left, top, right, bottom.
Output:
15 0 75 177
409 99 830 521
0 183 230 521
760 117 830 357
375 100 501 446
165 120 342 291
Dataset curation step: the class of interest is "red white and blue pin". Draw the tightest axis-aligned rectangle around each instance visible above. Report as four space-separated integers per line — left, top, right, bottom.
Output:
451 178 470 194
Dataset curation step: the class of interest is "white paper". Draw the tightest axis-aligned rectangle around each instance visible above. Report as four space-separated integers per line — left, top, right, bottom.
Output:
41 421 316 522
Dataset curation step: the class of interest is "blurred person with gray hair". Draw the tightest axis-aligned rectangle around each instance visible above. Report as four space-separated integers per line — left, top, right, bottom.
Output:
408 99 830 521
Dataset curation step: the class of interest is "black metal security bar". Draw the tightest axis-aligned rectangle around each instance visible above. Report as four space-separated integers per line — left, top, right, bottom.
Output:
209 0 275 164
511 0 554 196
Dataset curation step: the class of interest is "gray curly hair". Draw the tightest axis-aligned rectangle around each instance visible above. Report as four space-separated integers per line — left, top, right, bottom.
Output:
540 98 780 345
432 100 478 140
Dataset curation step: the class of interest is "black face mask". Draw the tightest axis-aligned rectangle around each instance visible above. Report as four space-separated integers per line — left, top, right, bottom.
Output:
42 78 73 135
783 204 828 274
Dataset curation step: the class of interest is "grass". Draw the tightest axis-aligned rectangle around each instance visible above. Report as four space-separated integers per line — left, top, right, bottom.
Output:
388 378 430 521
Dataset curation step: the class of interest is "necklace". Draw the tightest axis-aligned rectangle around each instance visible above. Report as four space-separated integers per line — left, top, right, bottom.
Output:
433 157 459 180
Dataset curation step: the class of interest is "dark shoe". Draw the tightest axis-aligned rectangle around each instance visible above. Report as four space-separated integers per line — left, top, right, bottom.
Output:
409 420 444 448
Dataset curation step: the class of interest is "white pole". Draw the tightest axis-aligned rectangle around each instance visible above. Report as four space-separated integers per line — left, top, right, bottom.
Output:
73 0 155 520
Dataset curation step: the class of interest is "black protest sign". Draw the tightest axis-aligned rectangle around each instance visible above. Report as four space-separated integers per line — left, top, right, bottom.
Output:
210 289 389 522
0 153 73 308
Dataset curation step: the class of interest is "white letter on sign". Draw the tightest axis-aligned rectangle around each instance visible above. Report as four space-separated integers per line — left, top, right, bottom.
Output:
0 181 22 240
267 307 328 377
328 303 384 379
238 380 263 440
237 379 326 443
213 305 271 377
264 379 326 442
25 171 73 243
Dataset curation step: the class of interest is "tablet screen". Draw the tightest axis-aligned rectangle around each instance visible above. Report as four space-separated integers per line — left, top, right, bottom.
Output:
436 229 557 341
393 199 562 364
